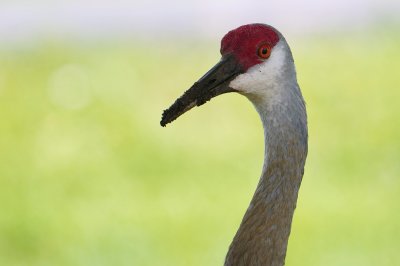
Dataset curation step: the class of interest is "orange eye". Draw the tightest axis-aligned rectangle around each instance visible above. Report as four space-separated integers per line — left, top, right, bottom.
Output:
258 44 271 59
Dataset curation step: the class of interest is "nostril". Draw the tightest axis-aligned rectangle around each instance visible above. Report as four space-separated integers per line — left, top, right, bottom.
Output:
207 79 217 85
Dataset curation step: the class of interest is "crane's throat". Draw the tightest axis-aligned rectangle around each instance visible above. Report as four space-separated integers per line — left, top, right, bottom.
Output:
225 93 308 266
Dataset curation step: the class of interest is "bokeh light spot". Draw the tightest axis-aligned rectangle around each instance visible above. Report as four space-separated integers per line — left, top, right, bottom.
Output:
48 64 92 110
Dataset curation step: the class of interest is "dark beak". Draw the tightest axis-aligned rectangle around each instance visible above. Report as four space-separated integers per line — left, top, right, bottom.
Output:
160 54 243 127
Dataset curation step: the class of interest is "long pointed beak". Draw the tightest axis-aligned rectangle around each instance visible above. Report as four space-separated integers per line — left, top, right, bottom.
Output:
160 54 243 127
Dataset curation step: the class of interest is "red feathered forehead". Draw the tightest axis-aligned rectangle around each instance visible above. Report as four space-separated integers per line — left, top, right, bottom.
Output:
220 24 280 71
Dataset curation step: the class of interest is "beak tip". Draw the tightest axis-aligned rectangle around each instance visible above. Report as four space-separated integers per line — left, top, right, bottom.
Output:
160 110 169 127
160 120 168 127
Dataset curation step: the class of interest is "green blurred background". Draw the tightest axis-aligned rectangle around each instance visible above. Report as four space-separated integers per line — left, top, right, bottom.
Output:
1 1 400 265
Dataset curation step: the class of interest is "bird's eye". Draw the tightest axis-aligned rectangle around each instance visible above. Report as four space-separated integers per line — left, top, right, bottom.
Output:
257 44 272 59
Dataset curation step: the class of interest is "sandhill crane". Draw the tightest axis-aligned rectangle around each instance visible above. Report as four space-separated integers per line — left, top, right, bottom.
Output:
161 23 308 266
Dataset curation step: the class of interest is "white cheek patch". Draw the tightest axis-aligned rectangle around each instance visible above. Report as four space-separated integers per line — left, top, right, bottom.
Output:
229 40 288 97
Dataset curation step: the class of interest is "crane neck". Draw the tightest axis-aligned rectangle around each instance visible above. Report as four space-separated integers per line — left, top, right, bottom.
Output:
225 83 308 266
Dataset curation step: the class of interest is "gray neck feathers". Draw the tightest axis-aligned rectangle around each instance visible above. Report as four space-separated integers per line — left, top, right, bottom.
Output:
225 72 308 266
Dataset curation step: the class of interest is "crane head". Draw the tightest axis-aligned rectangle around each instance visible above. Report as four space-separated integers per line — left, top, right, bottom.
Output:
161 23 290 127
